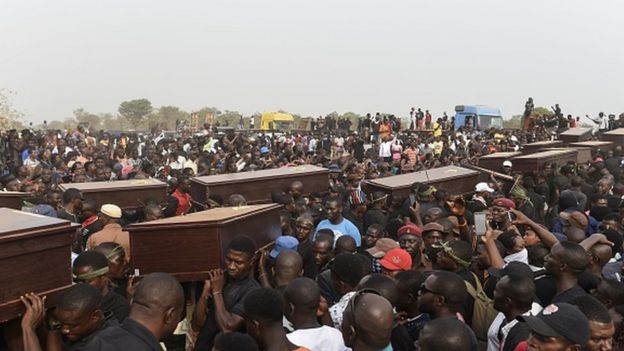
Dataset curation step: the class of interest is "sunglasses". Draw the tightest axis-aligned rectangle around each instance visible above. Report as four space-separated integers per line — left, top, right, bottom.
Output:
346 288 382 331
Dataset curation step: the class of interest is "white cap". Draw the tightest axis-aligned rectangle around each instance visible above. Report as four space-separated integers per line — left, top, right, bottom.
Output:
503 160 513 168
100 204 122 219
475 182 495 193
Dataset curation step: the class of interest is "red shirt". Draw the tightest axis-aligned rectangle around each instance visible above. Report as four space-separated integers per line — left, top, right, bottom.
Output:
171 189 191 216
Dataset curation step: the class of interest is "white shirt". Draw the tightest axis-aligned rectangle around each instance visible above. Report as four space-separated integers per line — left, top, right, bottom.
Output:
379 141 392 158
308 138 317 153
287 326 348 351
487 303 542 351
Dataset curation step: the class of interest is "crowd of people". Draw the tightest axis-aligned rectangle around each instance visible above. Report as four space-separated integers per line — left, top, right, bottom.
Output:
1 108 624 351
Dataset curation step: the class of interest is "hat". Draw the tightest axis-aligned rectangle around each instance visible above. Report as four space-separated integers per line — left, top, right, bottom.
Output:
488 261 533 279
270 236 299 258
503 160 513 168
379 248 412 271
492 198 516 209
475 182 495 193
559 211 588 230
397 224 422 237
366 238 399 258
519 303 589 346
421 222 445 234
100 204 122 219
260 146 269 155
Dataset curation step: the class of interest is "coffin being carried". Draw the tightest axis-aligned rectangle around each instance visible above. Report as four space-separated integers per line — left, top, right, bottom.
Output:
191 166 329 205
0 208 77 321
59 179 167 210
364 166 480 201
128 204 282 281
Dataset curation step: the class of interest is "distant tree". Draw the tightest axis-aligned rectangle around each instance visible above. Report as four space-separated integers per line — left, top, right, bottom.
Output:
118 99 153 130
73 108 102 129
146 105 190 132
217 110 243 127
0 89 23 129
504 115 523 129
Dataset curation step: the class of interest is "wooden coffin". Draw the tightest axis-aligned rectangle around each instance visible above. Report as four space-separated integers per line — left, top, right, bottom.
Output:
364 166 480 201
0 209 77 321
191 166 329 205
602 128 624 145
511 149 578 173
559 128 593 143
540 148 592 164
59 179 167 209
128 204 282 281
522 140 564 154
477 152 522 172
569 141 614 157
0 191 31 210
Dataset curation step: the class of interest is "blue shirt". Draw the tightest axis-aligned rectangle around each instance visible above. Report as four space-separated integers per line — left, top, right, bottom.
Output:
316 218 361 247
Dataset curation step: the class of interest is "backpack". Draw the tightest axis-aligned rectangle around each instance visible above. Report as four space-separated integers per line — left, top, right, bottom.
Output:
465 272 499 343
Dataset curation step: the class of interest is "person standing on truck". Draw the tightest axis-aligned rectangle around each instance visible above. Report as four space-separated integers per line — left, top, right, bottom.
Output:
425 110 432 129
416 108 424 130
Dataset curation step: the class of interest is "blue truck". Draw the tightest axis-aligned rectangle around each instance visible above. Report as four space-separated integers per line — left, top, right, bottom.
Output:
454 105 504 130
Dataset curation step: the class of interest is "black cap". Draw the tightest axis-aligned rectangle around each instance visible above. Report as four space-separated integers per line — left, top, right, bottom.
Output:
488 261 533 279
519 303 589 346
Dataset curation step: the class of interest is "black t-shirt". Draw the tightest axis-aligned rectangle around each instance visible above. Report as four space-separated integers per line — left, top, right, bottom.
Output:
84 318 161 351
194 276 260 351
68 317 118 351
102 288 130 323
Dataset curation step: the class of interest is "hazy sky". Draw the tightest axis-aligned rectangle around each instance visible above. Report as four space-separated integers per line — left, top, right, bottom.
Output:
2 0 623 124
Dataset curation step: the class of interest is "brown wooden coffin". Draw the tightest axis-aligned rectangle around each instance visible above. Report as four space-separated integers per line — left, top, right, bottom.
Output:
569 140 614 152
0 208 77 322
59 179 167 210
191 166 329 205
540 148 592 164
364 166 480 201
0 191 30 210
602 128 624 145
511 149 578 173
477 152 521 172
128 204 282 281
559 128 593 143
522 140 564 154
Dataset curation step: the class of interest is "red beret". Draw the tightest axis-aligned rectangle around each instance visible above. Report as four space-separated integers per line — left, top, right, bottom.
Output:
492 197 516 209
397 224 422 237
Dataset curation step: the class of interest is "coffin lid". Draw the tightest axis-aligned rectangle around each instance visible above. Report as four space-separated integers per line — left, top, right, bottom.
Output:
512 149 578 159
0 208 74 238
129 203 282 229
58 178 166 193
603 128 624 136
479 152 522 159
559 128 593 137
365 166 479 190
0 191 32 198
192 165 329 186
569 141 613 148
524 140 564 147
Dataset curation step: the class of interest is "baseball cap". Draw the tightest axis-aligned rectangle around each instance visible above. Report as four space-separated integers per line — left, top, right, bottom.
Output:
379 248 412 271
260 146 269 155
100 204 122 219
328 164 341 173
519 303 589 346
270 236 299 258
397 224 422 237
421 222 445 234
559 211 588 230
488 261 533 279
475 182 495 193
503 160 513 168
366 238 399 258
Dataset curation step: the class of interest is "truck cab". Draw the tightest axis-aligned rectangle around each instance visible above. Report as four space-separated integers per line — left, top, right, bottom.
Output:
260 112 294 131
454 105 503 131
